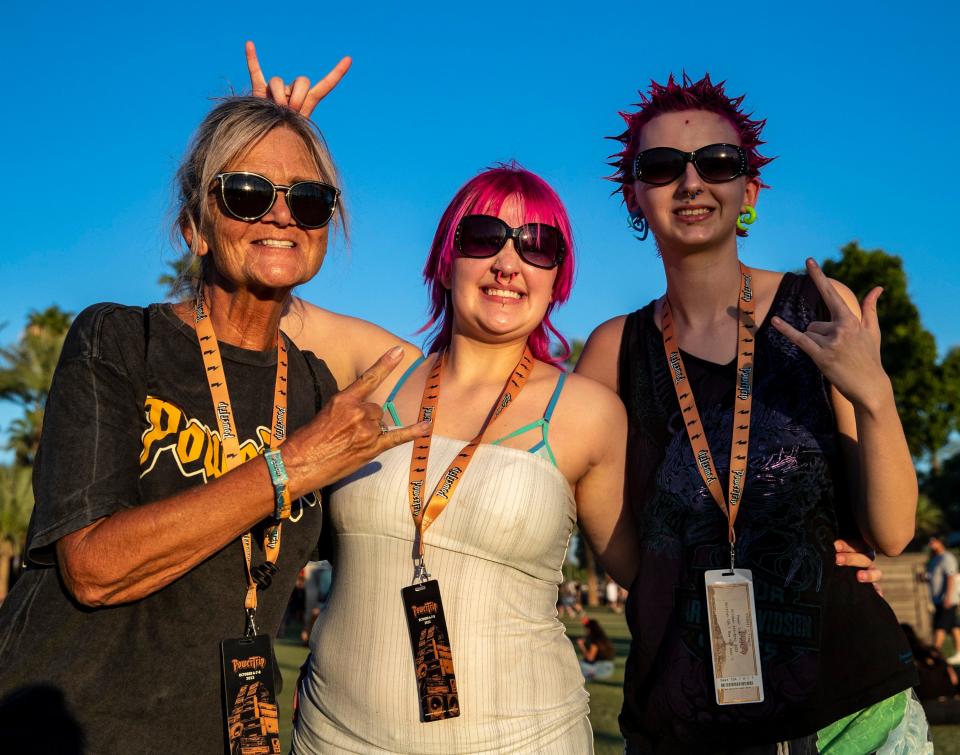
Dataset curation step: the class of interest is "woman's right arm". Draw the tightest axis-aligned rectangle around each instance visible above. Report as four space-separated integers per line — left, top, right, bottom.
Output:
56 346 427 607
562 375 638 588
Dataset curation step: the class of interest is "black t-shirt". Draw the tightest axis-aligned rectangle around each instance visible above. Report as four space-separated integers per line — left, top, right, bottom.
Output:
616 274 917 753
0 303 337 754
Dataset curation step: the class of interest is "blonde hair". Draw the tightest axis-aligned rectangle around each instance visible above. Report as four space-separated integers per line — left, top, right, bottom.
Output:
172 96 346 294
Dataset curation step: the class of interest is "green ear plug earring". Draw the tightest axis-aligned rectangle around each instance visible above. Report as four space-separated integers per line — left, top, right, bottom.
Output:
736 205 757 232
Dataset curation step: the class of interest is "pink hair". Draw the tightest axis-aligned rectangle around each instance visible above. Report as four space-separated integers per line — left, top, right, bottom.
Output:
609 73 774 237
421 163 575 364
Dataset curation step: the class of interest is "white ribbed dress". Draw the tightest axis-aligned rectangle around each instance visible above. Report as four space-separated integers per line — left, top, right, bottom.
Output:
291 436 593 754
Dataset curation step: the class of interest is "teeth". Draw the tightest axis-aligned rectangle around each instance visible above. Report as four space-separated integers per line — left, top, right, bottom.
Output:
484 288 522 299
256 239 295 248
676 208 711 217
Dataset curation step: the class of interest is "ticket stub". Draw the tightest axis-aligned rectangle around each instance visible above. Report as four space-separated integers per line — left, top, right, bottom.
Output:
704 568 764 705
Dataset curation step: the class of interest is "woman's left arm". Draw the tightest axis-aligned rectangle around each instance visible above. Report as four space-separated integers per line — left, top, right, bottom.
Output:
772 258 917 556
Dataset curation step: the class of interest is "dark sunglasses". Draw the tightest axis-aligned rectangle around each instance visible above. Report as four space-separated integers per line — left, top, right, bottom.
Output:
214 171 340 229
633 143 748 186
455 214 566 270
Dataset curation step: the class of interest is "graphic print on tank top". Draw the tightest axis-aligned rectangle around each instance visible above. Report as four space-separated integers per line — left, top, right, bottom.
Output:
617 273 915 747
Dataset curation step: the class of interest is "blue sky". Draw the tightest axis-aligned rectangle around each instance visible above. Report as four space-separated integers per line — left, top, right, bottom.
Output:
1 1 957 437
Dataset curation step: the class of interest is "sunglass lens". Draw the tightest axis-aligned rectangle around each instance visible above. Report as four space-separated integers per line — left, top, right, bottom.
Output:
221 173 274 220
459 216 506 257
636 148 686 185
288 183 338 228
518 225 563 268
695 145 743 182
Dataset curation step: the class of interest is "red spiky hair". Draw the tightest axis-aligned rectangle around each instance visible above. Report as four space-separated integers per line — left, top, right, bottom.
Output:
609 73 774 191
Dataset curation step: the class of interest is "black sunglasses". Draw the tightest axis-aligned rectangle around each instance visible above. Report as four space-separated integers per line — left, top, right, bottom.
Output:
455 215 566 270
214 171 340 229
633 143 748 186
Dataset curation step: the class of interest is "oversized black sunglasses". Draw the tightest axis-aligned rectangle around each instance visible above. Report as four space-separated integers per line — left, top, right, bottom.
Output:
633 143 748 186
214 171 340 229
454 215 566 270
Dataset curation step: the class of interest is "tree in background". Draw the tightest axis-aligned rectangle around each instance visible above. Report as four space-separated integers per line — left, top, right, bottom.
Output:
822 243 960 534
0 464 33 602
0 306 73 600
158 252 201 300
822 244 960 470
0 306 74 466
924 450 960 531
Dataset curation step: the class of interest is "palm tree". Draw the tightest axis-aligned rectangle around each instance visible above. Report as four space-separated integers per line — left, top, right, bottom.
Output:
915 493 946 538
0 464 33 603
0 306 73 466
158 252 201 299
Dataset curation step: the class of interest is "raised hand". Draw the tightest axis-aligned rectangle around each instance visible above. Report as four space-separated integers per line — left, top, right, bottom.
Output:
281 346 429 496
771 258 890 411
245 40 352 118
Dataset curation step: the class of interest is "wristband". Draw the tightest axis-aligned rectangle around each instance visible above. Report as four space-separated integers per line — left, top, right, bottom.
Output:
264 449 291 521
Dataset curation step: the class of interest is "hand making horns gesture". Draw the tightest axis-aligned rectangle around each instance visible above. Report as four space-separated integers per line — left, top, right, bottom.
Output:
282 347 430 499
771 258 889 410
245 40 352 117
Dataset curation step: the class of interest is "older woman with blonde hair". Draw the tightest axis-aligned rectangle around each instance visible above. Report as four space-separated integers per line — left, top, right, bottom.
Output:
0 95 427 753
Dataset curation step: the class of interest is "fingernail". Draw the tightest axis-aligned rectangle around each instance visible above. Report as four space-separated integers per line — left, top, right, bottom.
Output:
388 345 403 359
835 554 845 565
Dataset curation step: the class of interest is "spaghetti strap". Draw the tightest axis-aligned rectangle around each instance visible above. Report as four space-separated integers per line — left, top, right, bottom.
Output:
383 355 426 426
490 371 568 466
386 355 426 403
543 371 567 423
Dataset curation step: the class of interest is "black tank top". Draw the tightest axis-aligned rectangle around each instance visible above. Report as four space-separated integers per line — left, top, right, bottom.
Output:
616 273 917 752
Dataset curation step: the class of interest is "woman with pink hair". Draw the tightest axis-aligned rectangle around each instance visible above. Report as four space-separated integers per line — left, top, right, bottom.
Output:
290 164 633 752
577 74 924 753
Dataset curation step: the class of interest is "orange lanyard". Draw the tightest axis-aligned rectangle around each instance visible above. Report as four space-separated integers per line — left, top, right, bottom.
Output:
660 263 756 568
193 291 288 630
407 345 534 579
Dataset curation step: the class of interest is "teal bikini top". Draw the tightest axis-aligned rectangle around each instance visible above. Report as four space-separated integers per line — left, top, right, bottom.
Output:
383 355 568 467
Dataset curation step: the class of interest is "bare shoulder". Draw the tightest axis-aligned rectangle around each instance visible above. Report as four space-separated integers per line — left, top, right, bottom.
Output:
550 371 627 448
282 297 422 390
574 314 629 392
559 372 626 423
825 277 863 316
547 370 627 479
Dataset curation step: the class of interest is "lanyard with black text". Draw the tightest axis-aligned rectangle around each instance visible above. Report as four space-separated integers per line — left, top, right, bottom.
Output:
400 344 534 722
193 290 288 637
661 263 765 705
661 262 756 565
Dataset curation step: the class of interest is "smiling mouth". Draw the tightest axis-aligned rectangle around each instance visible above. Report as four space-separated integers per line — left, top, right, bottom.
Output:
254 238 296 248
482 287 525 300
674 207 714 218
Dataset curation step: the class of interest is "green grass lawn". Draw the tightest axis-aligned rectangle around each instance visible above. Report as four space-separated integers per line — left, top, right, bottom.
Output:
276 607 960 753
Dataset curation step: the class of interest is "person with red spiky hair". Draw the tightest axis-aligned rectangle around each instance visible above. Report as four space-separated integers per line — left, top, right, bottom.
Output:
577 74 925 753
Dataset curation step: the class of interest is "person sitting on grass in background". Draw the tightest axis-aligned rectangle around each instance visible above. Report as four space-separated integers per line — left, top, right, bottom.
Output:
578 616 616 681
